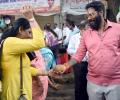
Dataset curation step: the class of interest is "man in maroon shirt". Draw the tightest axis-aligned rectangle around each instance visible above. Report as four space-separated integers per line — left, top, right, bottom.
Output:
53 1 120 100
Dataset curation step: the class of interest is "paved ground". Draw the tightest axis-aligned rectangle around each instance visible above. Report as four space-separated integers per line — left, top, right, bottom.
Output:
46 72 75 100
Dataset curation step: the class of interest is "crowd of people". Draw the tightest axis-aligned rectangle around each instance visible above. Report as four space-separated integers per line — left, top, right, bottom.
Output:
0 1 120 100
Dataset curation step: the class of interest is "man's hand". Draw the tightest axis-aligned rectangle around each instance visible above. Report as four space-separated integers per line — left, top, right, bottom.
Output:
52 64 66 74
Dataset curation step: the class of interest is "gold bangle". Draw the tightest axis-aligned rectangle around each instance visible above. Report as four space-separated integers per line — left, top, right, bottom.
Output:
45 71 49 76
29 18 35 22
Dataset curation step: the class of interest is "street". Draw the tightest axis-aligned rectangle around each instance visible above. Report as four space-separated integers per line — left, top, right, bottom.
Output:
46 72 75 100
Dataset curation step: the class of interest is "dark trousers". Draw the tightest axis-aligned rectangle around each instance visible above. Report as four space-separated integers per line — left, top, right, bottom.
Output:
73 61 88 100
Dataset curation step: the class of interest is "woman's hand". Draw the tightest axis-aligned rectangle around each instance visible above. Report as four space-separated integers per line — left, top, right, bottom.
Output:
20 5 34 20
47 65 66 76
51 83 62 91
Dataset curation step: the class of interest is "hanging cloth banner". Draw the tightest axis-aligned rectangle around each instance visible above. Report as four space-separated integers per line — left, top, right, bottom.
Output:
0 0 60 15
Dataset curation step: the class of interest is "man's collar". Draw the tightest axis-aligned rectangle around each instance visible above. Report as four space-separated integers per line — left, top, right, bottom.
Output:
106 20 112 29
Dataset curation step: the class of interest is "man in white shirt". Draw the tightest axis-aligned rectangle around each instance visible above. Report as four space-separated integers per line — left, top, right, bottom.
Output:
67 20 89 100
116 12 120 24
53 23 62 40
63 19 80 46
62 25 71 39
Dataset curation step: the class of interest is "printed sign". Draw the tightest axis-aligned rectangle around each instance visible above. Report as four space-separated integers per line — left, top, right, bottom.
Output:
0 0 60 15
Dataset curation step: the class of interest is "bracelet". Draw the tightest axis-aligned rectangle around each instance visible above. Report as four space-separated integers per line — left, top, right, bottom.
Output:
28 18 35 22
43 71 49 76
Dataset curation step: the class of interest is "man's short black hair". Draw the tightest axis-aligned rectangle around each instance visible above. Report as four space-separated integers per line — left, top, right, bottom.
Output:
66 19 75 27
85 1 105 15
78 20 88 30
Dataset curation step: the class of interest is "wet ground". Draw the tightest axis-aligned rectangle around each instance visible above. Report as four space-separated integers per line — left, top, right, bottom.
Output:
46 72 75 100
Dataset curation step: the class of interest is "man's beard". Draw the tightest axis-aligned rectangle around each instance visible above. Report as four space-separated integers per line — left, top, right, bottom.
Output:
88 15 102 30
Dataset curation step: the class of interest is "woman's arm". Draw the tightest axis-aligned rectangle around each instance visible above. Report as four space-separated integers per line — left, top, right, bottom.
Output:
30 67 49 76
4 6 45 54
48 77 61 91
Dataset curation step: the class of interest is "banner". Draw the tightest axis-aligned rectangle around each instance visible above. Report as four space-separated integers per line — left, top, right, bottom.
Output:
0 0 60 15
62 0 93 15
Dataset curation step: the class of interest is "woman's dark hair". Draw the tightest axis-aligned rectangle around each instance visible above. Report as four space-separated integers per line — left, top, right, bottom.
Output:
78 20 88 30
44 24 58 38
1 18 30 41
0 18 30 80
85 1 105 16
